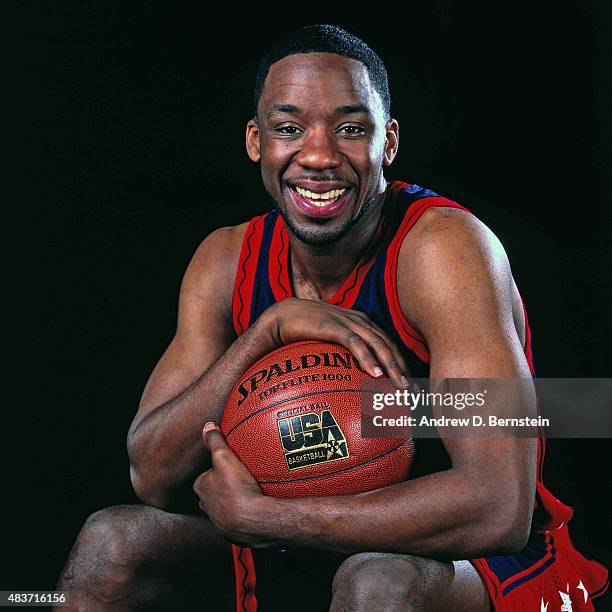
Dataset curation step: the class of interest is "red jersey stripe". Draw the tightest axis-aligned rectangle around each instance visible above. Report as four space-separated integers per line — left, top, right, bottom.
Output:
232 216 265 336
268 217 291 302
232 544 257 612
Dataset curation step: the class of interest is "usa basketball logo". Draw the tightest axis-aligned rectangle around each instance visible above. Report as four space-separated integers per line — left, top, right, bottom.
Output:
277 410 349 470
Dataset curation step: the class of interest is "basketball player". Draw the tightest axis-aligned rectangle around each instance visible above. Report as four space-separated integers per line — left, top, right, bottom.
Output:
57 26 608 611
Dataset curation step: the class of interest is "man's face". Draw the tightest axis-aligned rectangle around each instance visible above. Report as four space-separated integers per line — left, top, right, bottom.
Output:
246 53 398 246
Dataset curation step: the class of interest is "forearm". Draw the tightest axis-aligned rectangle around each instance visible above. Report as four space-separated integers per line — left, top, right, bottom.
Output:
248 467 532 560
128 318 274 507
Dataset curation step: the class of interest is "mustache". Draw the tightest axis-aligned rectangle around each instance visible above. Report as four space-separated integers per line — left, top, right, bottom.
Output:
285 177 351 185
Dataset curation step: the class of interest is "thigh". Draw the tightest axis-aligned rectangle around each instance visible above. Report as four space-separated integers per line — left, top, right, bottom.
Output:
435 560 491 612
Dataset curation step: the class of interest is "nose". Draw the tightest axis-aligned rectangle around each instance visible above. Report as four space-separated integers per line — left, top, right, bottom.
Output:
295 127 343 171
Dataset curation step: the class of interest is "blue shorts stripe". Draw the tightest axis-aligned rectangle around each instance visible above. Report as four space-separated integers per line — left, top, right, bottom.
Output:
501 554 556 596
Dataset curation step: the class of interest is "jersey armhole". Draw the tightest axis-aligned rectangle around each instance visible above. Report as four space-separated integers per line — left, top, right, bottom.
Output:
385 196 472 364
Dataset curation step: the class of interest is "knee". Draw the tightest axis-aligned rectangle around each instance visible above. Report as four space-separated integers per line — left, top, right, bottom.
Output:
331 553 452 611
332 553 419 608
59 505 150 604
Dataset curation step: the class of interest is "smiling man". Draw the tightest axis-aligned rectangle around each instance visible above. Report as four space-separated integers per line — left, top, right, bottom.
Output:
57 25 607 611
250 53 392 248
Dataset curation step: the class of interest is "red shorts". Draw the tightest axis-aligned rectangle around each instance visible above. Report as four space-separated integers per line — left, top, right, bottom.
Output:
232 523 608 611
471 523 608 611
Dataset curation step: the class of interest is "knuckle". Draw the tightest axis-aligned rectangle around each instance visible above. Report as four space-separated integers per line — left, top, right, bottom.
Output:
370 334 385 346
346 332 362 344
355 313 373 326
320 318 336 330
357 350 375 364
395 354 408 368
213 448 230 461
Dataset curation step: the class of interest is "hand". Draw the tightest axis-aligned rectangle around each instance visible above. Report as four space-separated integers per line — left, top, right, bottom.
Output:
261 298 409 387
193 423 271 547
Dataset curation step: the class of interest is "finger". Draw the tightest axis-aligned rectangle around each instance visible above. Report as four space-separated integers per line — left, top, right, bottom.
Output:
342 330 385 378
350 311 397 342
354 328 408 386
314 312 406 381
348 311 404 355
202 421 220 441
354 318 407 368
316 317 383 376
193 468 212 492
202 423 235 467
339 319 408 386
340 311 409 379
323 313 408 385
367 330 409 386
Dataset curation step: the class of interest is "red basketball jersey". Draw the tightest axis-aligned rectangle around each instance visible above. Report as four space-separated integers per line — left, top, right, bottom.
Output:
229 181 608 611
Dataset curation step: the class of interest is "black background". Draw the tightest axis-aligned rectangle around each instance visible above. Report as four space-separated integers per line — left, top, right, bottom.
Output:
12 0 612 603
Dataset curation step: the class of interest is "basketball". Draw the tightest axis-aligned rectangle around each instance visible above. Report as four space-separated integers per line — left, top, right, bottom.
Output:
221 340 414 497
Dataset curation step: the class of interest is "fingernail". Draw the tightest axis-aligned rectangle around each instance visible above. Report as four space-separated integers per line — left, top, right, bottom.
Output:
401 375 409 387
203 422 217 432
373 366 383 377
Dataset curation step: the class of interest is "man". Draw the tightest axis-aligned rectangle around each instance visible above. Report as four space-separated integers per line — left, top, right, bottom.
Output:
57 25 608 611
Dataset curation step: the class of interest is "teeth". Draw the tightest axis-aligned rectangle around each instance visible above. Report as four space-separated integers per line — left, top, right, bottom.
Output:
295 186 346 203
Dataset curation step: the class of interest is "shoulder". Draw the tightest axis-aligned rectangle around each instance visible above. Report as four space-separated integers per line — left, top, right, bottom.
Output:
187 222 250 276
180 222 251 320
397 205 519 342
401 205 507 274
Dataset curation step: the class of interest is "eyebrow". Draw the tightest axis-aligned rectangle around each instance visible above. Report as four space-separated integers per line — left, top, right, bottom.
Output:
266 104 302 117
265 103 373 118
333 104 372 116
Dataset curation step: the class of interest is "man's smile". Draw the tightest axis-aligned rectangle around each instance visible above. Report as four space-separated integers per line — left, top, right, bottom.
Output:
287 183 354 218
295 186 346 202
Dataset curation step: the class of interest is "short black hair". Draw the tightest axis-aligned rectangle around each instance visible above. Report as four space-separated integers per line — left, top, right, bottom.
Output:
253 25 391 120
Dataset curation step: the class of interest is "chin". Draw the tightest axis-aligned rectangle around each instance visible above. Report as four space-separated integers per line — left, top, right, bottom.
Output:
281 213 356 246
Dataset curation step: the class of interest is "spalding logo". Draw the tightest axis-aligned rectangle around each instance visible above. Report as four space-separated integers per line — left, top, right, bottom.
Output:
236 351 359 406
277 409 349 471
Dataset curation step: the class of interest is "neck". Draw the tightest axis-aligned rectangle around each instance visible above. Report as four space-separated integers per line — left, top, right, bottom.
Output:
288 180 388 301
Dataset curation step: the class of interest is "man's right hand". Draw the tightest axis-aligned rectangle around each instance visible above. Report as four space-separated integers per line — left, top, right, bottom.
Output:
259 297 409 387
128 228 410 509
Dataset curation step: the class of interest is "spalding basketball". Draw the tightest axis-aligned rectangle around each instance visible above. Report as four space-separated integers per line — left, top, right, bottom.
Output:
221 340 413 497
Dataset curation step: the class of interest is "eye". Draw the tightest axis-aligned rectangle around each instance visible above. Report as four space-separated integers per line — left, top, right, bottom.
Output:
274 125 303 136
337 125 366 136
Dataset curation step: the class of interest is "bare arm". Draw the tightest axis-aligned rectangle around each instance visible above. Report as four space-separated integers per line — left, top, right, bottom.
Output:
195 208 537 559
129 226 409 511
127 225 279 509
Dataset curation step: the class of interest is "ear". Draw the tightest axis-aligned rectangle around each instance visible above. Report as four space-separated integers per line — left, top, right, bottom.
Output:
383 119 399 166
246 118 261 162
